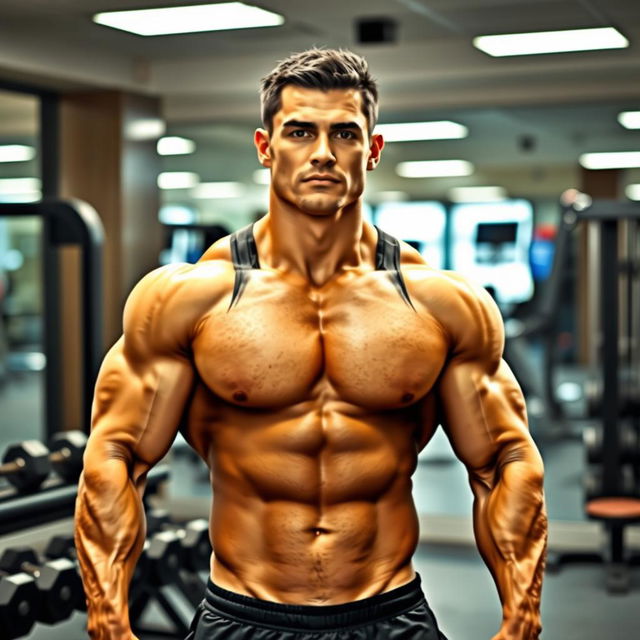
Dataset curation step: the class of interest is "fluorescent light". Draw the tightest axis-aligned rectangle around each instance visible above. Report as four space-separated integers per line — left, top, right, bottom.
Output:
473 27 628 57
157 136 195 156
0 177 41 194
0 145 35 163
579 152 640 170
94 2 284 36
253 169 271 184
0 177 41 202
626 184 640 201
126 118 166 141
192 182 243 199
618 111 640 130
396 160 474 178
375 121 468 142
0 193 40 203
449 186 507 202
157 172 199 189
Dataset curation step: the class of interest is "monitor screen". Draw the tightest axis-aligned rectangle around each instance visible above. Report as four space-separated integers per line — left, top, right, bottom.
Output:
451 200 534 305
476 222 518 245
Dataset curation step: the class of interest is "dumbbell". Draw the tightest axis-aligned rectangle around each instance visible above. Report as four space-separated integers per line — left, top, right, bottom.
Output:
583 425 639 465
0 570 40 639
0 547 84 624
147 509 211 572
0 431 87 492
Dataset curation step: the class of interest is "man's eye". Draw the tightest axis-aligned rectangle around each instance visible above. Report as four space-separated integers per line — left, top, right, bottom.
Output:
291 130 310 138
336 130 356 140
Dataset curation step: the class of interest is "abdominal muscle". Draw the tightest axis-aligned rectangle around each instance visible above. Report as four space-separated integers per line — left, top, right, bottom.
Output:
188 401 422 605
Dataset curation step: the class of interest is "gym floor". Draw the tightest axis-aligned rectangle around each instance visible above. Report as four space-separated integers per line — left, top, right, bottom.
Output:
1 369 639 639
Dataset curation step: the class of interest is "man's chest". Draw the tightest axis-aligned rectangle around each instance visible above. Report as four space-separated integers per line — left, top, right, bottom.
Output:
191 270 449 410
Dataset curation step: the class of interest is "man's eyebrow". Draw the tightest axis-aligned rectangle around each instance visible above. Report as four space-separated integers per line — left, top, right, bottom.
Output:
282 120 315 128
330 122 362 131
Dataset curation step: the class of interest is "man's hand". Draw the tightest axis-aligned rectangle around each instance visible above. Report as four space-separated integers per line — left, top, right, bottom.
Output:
491 615 542 639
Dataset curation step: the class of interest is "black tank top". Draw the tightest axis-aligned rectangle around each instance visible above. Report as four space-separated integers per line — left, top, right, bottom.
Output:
228 224 414 310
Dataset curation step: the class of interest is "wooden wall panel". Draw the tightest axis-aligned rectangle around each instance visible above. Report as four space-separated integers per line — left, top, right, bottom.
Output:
59 90 162 429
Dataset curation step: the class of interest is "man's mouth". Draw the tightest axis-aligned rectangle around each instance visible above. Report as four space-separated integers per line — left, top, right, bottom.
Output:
302 175 340 183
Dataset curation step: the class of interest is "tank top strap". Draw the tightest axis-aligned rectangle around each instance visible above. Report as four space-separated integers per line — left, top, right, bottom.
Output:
228 223 260 309
373 226 415 310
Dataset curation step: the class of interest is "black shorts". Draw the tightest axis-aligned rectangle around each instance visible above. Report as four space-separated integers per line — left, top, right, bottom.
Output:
185 574 448 639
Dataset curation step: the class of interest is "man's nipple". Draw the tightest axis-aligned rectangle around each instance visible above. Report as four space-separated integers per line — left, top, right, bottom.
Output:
401 392 415 404
233 390 248 403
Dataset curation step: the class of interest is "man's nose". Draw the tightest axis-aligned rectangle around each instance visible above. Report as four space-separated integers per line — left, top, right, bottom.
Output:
310 133 336 167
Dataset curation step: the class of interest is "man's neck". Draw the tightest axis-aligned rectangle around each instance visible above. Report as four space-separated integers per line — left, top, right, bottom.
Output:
254 199 377 288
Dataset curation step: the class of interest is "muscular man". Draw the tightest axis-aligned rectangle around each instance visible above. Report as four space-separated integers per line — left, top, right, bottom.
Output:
75 49 546 640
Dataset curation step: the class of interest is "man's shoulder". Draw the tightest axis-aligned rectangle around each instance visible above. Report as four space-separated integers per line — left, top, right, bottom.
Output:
130 259 234 306
404 266 504 357
122 259 235 350
403 264 482 306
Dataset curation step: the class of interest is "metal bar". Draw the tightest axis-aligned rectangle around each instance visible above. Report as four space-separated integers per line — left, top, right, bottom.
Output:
39 92 59 200
42 216 62 437
600 219 620 494
40 93 60 440
0 201 105 433
608 523 624 563
578 200 640 221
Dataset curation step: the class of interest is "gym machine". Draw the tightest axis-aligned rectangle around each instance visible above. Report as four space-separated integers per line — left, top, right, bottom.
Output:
547 193 640 592
0 199 104 438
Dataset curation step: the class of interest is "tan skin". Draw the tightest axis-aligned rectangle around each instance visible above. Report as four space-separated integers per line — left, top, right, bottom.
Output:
75 86 546 640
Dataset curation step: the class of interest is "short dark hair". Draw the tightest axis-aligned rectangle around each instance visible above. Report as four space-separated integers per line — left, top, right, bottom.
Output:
260 48 379 135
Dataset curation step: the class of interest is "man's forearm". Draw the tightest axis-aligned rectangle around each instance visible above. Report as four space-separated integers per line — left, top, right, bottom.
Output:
472 457 547 640
75 458 146 640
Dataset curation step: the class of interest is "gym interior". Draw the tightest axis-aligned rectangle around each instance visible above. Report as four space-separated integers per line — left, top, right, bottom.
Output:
0 1 639 638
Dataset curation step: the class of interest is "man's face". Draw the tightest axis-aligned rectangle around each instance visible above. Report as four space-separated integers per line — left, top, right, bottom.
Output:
255 86 383 217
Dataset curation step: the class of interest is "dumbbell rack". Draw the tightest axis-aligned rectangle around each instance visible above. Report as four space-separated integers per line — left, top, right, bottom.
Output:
548 197 640 592
0 465 170 534
0 466 173 638
0 199 104 438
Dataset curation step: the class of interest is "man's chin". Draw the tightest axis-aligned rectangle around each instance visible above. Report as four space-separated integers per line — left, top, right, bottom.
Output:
297 196 345 216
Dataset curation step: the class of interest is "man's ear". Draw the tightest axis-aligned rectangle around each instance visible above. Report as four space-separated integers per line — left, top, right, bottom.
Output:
254 128 272 167
366 133 384 171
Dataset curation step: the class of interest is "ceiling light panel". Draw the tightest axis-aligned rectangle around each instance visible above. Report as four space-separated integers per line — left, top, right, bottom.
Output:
0 177 41 194
157 137 196 156
396 160 474 178
158 172 199 189
192 182 244 199
473 27 628 57
449 186 507 202
0 145 35 163
93 3 284 37
618 111 640 130
579 152 640 170
375 121 468 142
625 184 640 201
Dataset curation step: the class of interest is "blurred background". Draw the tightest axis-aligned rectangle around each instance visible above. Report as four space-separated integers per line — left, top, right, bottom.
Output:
0 1 639 638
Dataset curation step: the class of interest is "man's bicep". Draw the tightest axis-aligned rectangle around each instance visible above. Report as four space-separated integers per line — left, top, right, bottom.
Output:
437 355 531 477
87 336 195 472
